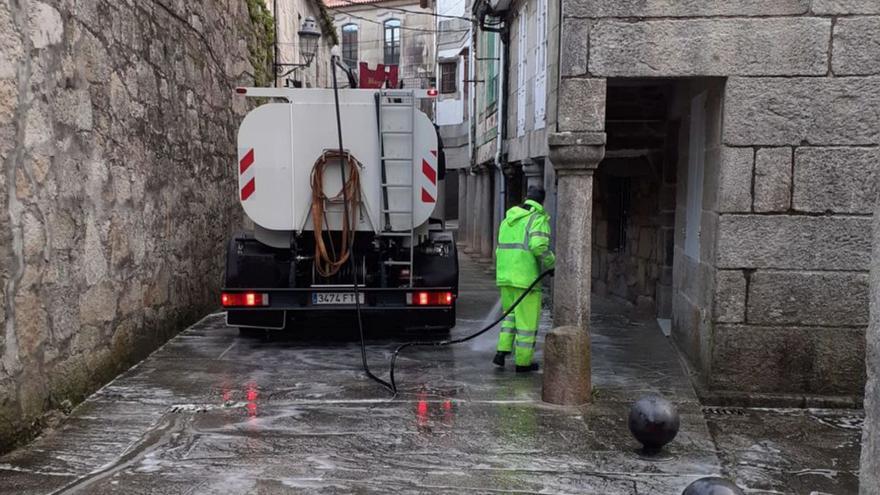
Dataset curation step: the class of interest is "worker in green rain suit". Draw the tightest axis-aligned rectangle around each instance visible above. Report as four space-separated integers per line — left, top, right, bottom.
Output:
493 186 556 372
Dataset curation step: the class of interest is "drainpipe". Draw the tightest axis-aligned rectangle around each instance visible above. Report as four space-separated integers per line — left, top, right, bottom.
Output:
468 21 477 168
493 28 507 243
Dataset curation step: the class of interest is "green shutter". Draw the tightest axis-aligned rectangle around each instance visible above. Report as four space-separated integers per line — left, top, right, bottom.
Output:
487 33 497 105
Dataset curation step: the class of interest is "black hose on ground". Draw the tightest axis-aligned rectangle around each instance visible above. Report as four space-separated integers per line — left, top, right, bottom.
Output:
331 55 394 394
328 61 552 396
388 269 553 394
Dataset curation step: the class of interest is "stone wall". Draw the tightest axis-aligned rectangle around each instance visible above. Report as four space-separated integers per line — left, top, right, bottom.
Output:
861 200 880 494
0 0 259 450
558 1 878 400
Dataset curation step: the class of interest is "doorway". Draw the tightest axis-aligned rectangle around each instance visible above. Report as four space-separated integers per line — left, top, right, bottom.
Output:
592 78 724 351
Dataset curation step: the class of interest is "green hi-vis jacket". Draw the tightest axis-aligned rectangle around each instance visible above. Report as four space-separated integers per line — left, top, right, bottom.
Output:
495 199 556 289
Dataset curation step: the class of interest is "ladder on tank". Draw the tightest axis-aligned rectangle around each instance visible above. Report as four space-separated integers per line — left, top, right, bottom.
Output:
376 90 416 287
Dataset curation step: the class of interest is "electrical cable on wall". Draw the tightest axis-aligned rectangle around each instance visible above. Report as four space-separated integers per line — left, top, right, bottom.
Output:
333 0 473 21
324 5 470 33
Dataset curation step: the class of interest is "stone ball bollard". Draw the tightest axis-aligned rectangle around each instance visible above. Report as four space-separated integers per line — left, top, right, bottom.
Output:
628 394 680 452
682 477 745 495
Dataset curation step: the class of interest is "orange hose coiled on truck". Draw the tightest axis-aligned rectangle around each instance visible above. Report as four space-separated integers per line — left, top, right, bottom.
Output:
310 150 362 277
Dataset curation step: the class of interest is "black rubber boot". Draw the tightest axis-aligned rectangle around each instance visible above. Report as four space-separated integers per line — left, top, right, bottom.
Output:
492 352 509 367
515 363 540 373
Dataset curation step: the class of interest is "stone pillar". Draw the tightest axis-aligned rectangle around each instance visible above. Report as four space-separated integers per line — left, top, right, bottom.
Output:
548 132 605 329
470 171 483 254
861 199 880 494
522 158 544 190
464 171 478 253
457 169 469 246
542 326 591 405
480 168 494 260
542 131 605 406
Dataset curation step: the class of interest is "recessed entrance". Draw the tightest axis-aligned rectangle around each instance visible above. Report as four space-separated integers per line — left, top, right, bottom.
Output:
593 79 724 359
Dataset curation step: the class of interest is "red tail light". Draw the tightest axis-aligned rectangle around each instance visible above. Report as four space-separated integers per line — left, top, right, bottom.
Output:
235 87 247 94
427 88 438 97
408 291 454 306
221 292 269 307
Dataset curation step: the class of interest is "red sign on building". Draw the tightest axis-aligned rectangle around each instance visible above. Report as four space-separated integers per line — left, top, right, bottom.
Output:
359 63 400 89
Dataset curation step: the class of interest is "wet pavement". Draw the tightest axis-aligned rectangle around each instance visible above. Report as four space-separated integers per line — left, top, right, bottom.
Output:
0 255 863 494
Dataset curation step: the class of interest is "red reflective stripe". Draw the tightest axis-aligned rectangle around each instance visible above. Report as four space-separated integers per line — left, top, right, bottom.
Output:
422 159 436 185
241 178 255 200
239 149 254 174
421 188 435 203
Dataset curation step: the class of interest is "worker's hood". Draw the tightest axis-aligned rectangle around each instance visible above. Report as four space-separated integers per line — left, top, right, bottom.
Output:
503 200 545 227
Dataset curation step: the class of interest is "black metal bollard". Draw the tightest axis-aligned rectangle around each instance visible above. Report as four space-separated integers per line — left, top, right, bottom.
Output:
628 394 680 453
682 477 745 495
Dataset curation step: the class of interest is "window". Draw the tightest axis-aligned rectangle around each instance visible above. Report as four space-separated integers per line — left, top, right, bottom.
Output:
384 19 401 65
341 24 358 68
606 177 631 252
533 0 547 129
485 32 497 105
440 61 456 93
516 9 527 137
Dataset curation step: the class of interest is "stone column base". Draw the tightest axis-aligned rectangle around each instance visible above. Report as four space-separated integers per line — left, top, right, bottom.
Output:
542 326 592 405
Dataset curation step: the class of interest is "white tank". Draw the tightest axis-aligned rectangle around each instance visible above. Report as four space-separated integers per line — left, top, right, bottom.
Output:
235 88 439 234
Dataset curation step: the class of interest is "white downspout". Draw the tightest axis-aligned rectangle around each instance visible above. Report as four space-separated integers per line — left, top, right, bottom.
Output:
468 23 475 167
494 30 505 247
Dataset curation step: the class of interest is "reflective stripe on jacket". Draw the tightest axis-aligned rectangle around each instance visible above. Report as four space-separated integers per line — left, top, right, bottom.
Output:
495 199 556 288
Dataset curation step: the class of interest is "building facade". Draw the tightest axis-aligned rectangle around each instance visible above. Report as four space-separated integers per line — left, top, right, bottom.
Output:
325 0 436 90
435 0 472 220
269 0 338 89
464 0 879 403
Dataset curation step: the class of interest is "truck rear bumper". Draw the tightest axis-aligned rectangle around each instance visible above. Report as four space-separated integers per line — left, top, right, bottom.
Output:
222 287 457 331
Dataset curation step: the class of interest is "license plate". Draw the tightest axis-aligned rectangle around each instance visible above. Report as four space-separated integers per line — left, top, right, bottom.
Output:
311 292 365 305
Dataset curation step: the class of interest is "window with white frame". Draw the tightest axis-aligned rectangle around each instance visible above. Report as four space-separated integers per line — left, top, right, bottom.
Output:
533 0 547 129
384 19 401 65
440 61 457 93
516 8 527 137
342 24 358 68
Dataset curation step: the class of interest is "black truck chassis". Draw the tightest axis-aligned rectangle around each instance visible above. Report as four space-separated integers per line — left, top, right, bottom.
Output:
222 230 459 332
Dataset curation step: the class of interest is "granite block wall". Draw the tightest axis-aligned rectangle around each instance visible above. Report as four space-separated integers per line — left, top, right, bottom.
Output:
0 0 258 449
558 0 878 399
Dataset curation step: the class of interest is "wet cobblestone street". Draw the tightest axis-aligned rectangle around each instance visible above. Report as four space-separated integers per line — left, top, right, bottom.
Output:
0 256 862 494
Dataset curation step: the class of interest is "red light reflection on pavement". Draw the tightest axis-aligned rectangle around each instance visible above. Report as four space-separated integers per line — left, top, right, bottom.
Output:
246 382 259 418
414 391 457 431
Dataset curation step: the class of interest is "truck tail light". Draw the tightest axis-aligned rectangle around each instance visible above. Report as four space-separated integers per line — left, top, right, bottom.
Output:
427 88 438 97
408 291 454 306
221 292 269 307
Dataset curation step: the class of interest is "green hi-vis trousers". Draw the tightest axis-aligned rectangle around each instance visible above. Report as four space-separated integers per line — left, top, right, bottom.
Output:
496 286 542 367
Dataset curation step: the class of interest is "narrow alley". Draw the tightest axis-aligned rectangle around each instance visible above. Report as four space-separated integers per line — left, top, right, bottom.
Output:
2 0 878 493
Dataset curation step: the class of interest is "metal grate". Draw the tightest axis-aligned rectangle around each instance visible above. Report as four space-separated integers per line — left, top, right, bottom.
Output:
703 407 747 416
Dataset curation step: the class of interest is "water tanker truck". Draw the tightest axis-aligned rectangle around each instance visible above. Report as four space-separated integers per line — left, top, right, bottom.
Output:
221 87 458 333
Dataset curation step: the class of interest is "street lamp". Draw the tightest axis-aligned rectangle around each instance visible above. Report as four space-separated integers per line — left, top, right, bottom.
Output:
297 16 321 65
275 16 322 80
